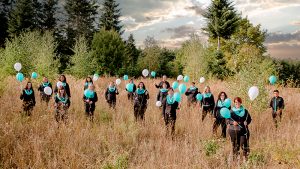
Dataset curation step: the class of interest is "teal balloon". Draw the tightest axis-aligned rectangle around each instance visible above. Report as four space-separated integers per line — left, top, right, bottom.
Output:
183 75 189 82
16 73 24 82
84 89 94 98
172 81 179 90
178 84 187 94
269 75 277 85
224 98 231 108
31 72 38 79
123 75 129 80
220 108 231 119
151 71 156 77
196 93 203 101
126 83 134 92
174 92 181 102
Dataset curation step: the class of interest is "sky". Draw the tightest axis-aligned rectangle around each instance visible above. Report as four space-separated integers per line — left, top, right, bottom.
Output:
113 0 300 60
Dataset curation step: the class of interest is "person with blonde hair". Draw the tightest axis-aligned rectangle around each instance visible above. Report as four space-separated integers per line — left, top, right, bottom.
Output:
133 82 149 121
38 76 52 106
201 86 215 121
83 84 98 121
54 86 70 123
105 81 119 109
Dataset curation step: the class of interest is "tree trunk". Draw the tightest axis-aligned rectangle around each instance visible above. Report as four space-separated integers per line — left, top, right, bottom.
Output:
217 36 220 51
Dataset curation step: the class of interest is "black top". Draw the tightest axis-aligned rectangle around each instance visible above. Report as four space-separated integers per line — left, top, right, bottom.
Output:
227 109 252 134
20 89 36 105
54 82 71 97
202 94 215 108
214 99 231 119
125 83 137 93
105 87 119 101
163 100 179 119
157 90 168 102
185 87 198 102
134 90 150 106
155 81 170 89
38 82 52 94
269 96 284 111
83 92 98 106
54 94 70 106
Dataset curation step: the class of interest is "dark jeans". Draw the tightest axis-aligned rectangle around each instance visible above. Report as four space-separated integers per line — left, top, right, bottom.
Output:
107 100 116 109
272 110 282 127
229 128 250 160
85 103 95 121
213 118 227 138
202 106 213 121
134 105 147 121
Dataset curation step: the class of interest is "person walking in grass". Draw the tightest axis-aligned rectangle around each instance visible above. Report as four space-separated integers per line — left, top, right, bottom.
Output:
201 86 215 121
213 91 230 138
20 81 36 116
133 82 149 121
185 82 198 107
84 77 93 90
54 75 71 98
155 75 170 89
38 76 52 106
83 84 98 121
163 87 180 137
54 86 70 124
156 82 168 117
227 97 252 161
269 89 285 128
126 79 136 102
105 81 119 109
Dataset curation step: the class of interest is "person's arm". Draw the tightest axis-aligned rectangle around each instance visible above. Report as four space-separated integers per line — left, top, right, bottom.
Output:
213 101 218 118
166 81 170 89
246 110 252 125
157 91 161 101
133 84 136 92
104 88 108 100
269 98 273 108
38 85 42 92
66 83 71 97
32 90 36 105
146 91 150 100
185 89 190 96
94 93 98 103
20 90 24 100
211 95 215 108
155 83 160 88
116 89 119 95
279 97 285 110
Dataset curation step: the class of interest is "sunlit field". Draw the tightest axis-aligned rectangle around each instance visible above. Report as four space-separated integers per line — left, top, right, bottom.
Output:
0 76 299 169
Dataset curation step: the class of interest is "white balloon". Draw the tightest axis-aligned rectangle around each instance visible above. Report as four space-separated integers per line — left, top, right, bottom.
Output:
156 101 162 107
93 74 99 81
14 62 22 71
57 81 63 88
177 75 183 81
248 86 259 101
44 87 52 95
199 77 205 83
142 69 149 77
115 79 121 85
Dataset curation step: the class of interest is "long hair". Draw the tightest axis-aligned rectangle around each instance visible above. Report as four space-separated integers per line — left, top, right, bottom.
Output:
85 77 93 83
138 82 146 90
59 74 67 83
203 86 211 93
25 82 32 90
57 86 67 98
217 91 228 101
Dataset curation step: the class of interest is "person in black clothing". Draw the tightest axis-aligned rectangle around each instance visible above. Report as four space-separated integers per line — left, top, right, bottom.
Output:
83 84 98 121
227 97 252 161
37 76 52 106
54 86 70 124
163 87 180 137
269 90 285 128
84 77 93 90
155 75 170 89
54 75 71 98
157 82 168 117
20 82 36 116
213 92 230 138
105 81 119 109
185 82 198 107
133 82 150 121
126 79 136 101
201 86 215 121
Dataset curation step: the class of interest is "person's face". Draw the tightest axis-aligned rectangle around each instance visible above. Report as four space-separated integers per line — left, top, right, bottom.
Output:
274 92 279 97
163 76 167 81
43 77 48 82
192 83 195 87
87 78 92 82
139 83 144 88
59 89 65 95
88 85 94 91
220 93 225 100
60 76 65 81
234 100 241 108
28 83 32 89
168 90 174 95
205 88 210 93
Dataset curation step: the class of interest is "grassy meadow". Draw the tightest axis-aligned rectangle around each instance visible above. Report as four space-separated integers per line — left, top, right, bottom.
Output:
0 76 299 169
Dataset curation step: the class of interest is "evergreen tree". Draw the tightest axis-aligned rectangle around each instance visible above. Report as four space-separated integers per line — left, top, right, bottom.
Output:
202 0 239 50
40 0 58 31
124 34 140 75
99 0 123 35
0 0 15 47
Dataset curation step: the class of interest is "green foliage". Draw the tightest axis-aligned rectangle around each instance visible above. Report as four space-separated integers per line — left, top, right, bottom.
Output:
99 0 123 35
40 0 58 31
102 154 129 169
207 50 231 80
248 150 266 166
124 34 140 76
176 35 209 80
91 29 126 75
1 31 58 79
0 0 13 47
203 139 219 156
275 60 300 87
69 36 95 79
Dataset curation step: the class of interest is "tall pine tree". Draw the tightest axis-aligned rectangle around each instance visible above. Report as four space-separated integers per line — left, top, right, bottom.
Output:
99 0 123 35
40 0 58 31
0 0 15 47
124 34 139 75
202 0 239 50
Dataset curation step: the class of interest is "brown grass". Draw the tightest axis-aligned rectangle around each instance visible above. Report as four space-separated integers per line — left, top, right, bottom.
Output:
0 76 299 169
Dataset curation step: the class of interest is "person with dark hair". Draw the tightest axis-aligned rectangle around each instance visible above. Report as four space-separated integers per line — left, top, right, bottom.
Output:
227 97 252 161
20 82 36 116
105 81 119 109
54 75 71 97
269 90 285 128
213 91 230 138
201 86 215 121
37 77 52 106
157 82 169 117
133 82 149 121
185 82 198 107
126 79 136 101
163 87 180 137
155 75 170 89
54 86 70 124
83 84 98 121
84 77 93 90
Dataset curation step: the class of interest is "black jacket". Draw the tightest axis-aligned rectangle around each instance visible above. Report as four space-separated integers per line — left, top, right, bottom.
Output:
20 89 36 105
105 87 119 101
125 83 136 93
163 100 179 119
38 82 52 95
54 95 70 107
54 82 71 97
157 90 168 102
83 92 98 107
227 109 252 134
155 81 170 89
185 87 198 102
214 100 231 119
269 96 284 112
134 90 149 106
202 93 215 108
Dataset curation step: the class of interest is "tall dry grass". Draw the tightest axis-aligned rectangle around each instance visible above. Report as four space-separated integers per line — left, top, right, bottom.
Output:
0 76 299 169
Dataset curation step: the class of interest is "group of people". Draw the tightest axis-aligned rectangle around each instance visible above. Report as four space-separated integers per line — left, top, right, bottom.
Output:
18 74 285 162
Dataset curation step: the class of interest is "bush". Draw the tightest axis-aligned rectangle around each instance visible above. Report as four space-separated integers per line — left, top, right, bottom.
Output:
203 139 219 156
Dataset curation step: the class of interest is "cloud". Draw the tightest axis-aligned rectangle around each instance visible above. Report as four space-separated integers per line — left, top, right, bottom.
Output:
162 25 199 38
266 31 300 43
290 21 300 26
267 42 300 60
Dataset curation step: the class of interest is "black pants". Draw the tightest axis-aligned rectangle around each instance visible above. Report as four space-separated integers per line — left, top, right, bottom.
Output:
22 101 35 116
164 115 176 136
213 118 226 138
127 93 134 101
134 105 147 121
202 107 213 121
229 128 250 160
272 110 282 127
85 103 95 121
107 100 116 109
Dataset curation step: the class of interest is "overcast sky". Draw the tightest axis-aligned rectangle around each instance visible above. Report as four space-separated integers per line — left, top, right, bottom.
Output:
111 0 300 60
